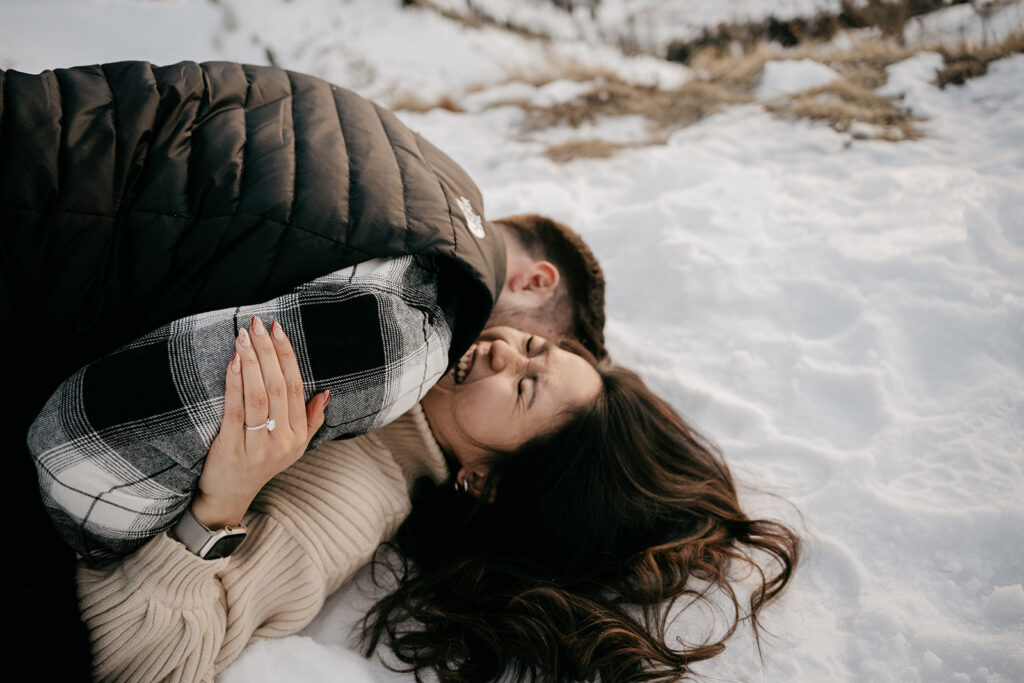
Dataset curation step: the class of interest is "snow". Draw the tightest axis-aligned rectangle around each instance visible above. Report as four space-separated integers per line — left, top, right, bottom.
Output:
754 58 840 99
3 1 1022 681
221 637 385 683
905 1 1024 48
462 78 597 111
433 0 843 52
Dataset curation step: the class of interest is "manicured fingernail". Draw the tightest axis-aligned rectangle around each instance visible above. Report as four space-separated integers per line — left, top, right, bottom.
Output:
323 389 331 407
230 353 240 373
251 315 266 336
238 328 250 347
272 320 285 340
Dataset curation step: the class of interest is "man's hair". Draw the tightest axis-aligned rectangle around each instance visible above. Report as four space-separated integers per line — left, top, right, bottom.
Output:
494 214 607 360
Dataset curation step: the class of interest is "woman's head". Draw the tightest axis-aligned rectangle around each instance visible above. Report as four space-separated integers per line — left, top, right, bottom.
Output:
420 326 601 496
368 356 800 682
480 366 739 577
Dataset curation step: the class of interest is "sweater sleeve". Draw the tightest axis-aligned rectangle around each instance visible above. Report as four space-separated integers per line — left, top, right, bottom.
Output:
76 414 445 682
78 533 229 683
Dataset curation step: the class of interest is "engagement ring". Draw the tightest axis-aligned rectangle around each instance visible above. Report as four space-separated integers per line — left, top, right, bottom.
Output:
245 418 276 432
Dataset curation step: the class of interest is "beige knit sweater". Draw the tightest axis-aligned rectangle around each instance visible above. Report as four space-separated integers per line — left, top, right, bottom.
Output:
77 405 449 682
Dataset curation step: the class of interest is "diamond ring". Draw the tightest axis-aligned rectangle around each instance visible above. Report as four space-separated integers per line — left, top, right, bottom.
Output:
245 418 276 432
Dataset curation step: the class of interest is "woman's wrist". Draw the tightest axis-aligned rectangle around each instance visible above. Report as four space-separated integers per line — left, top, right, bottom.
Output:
189 492 250 530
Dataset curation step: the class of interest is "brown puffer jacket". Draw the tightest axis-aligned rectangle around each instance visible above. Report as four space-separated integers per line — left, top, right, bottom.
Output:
0 61 504 677
0 60 504 388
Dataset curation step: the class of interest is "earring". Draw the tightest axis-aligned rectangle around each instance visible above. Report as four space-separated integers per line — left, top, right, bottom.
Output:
453 478 468 493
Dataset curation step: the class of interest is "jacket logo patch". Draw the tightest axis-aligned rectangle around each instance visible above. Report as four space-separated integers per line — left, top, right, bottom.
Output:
456 196 486 239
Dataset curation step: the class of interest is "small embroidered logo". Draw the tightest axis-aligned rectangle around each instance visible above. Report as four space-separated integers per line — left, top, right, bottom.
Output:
456 196 486 238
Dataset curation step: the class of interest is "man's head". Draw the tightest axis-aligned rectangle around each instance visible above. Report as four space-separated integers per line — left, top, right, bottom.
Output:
487 214 607 361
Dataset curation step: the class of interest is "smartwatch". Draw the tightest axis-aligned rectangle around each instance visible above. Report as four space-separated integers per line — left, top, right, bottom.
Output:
172 507 248 559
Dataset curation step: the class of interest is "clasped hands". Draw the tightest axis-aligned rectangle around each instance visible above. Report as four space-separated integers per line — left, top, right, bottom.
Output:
192 316 329 530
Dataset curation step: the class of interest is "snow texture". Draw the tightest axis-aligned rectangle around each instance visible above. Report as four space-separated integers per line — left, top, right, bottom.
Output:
3 1 1022 681
754 59 840 99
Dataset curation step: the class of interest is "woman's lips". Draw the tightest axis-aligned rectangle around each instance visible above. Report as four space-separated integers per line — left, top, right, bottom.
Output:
453 345 476 384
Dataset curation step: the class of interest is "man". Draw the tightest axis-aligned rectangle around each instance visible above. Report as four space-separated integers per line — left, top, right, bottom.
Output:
2 61 605 677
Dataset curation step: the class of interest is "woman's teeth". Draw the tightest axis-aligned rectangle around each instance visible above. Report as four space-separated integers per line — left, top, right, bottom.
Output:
454 346 475 384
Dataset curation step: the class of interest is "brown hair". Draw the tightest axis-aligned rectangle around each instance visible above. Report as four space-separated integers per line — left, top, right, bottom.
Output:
494 214 607 361
362 364 800 682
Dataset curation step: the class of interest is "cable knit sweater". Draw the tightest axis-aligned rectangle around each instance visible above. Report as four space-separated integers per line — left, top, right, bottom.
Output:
76 405 449 682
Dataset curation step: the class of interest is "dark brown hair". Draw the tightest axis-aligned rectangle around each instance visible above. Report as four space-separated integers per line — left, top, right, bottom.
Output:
495 214 607 361
363 364 799 682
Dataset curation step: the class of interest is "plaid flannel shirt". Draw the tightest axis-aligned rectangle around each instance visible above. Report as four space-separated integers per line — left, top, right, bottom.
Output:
28 256 453 561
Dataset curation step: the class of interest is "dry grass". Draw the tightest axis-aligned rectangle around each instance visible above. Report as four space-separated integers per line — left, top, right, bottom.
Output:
688 44 781 93
839 64 894 90
391 93 464 113
403 0 1023 160
514 78 748 132
768 79 925 140
936 30 1024 87
835 0 950 41
544 139 626 163
501 60 622 89
686 40 919 95
665 0 955 63
814 40 920 87
506 37 931 157
411 0 552 42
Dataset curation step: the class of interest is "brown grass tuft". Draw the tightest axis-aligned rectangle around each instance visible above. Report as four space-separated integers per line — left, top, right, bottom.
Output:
391 93 464 113
393 1 1024 161
689 44 780 94
544 139 626 163
936 30 1024 88
768 78 924 140
663 0 952 63
839 64 892 90
814 40 920 88
499 59 623 90
516 78 748 133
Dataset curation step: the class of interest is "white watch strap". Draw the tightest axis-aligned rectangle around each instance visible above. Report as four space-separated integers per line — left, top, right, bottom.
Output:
173 507 245 557
173 507 216 554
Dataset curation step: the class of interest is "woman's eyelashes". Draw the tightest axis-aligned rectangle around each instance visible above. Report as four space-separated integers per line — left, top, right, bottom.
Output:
517 336 548 404
516 337 535 400
518 374 539 408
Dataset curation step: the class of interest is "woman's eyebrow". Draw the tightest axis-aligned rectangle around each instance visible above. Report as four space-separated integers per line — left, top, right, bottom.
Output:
534 338 554 357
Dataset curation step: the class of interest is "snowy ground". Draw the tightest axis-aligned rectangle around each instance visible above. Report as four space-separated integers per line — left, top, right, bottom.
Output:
3 1 1022 681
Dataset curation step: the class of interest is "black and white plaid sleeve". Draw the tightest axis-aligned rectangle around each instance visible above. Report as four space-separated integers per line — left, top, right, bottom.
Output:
28 256 453 561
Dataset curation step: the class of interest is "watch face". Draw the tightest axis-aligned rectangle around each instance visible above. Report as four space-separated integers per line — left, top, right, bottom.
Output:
204 533 246 559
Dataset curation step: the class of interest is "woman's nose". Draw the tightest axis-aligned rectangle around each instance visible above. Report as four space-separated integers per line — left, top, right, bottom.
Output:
488 339 523 374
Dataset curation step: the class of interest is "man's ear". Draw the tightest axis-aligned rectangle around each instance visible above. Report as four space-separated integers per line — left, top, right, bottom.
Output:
507 260 560 296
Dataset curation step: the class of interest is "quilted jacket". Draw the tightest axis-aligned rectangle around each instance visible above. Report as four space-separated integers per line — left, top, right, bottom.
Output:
0 61 504 675
0 60 504 394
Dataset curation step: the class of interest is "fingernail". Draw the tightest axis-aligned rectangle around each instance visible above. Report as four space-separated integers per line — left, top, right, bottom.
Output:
230 353 241 373
251 316 266 336
323 390 331 407
272 320 285 340
238 328 250 347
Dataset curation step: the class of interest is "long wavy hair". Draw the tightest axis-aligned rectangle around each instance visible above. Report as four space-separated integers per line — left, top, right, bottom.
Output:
362 363 799 682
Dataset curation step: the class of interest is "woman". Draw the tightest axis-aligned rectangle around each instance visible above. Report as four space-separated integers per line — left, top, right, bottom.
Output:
79 320 798 682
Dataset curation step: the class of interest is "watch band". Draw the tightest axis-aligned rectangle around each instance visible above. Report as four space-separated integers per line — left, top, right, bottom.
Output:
173 506 247 559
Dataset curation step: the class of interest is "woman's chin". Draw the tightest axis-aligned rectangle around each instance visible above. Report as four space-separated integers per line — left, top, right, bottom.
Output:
433 371 458 393
423 376 455 406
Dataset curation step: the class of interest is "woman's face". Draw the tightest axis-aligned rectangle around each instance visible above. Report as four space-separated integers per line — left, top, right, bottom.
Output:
421 327 602 485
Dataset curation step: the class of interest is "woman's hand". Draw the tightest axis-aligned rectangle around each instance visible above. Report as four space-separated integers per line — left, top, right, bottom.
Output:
192 316 329 529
